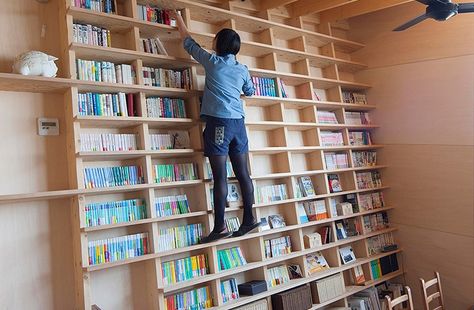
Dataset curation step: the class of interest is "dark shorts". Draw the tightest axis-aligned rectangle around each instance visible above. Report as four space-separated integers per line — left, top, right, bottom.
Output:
202 115 248 157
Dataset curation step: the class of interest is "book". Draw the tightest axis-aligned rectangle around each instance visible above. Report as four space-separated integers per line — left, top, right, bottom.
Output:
165 286 213 310
367 233 396 255
77 92 137 117
154 194 190 217
256 184 288 203
342 90 367 104
345 111 371 125
140 37 168 55
359 192 385 211
85 199 146 227
279 80 288 98
73 23 111 47
217 247 247 271
351 265 366 285
268 214 286 229
264 236 292 258
324 152 349 170
76 59 135 84
339 246 357 264
83 165 144 188
363 211 389 232
320 131 344 146
318 225 333 244
352 150 377 167
252 76 277 97
71 0 116 13
335 221 348 240
221 278 239 303
152 163 198 183
88 233 148 265
259 217 271 231
209 183 242 207
142 66 192 89
267 265 291 287
303 200 328 221
356 171 382 189
162 254 208 285
349 131 372 146
224 217 241 232
298 176 316 197
80 133 137 152
296 204 309 223
146 97 187 118
156 223 203 252
305 251 330 276
204 158 235 179
327 174 343 193
137 5 176 26
303 232 322 249
287 264 303 279
317 111 339 124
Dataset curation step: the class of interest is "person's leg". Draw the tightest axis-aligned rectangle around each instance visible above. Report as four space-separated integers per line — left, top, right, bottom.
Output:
209 155 228 233
229 153 255 226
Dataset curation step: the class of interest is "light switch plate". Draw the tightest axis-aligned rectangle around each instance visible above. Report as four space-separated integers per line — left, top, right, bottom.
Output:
38 118 59 136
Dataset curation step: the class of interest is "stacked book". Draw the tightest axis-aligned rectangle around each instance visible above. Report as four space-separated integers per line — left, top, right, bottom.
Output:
88 233 148 265
85 199 146 227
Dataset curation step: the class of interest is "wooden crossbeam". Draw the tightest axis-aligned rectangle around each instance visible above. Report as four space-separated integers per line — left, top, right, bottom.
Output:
288 0 359 17
320 0 413 22
259 0 300 10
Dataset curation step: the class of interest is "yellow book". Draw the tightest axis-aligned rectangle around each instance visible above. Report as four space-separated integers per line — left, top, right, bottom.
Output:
170 261 176 284
191 256 198 276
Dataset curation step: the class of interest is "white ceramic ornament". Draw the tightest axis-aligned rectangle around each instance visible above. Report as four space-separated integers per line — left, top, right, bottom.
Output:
12 51 58 77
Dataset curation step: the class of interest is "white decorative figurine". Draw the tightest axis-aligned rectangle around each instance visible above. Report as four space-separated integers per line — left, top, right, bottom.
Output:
12 51 58 77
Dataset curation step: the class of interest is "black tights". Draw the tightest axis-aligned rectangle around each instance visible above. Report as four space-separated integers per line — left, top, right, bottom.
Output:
209 153 255 232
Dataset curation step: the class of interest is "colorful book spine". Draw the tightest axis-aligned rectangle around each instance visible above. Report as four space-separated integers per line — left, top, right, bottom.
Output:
217 247 247 271
72 23 111 47
358 192 385 211
267 265 291 287
137 5 176 26
71 0 115 13
162 254 208 285
363 211 389 232
279 80 288 98
221 278 239 303
80 133 137 152
252 76 277 97
154 194 190 217
76 59 135 84
204 159 235 179
83 165 144 188
165 286 213 310
152 163 198 183
224 217 240 232
146 97 187 118
156 223 203 252
342 91 368 104
77 92 135 117
356 171 382 189
256 184 288 203
264 236 292 258
367 233 395 255
88 232 148 265
142 67 192 89
150 134 173 150
320 131 345 147
352 151 377 167
85 199 146 227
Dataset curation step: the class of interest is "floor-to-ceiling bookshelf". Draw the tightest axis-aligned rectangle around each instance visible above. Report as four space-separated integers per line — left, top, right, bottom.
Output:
0 0 404 309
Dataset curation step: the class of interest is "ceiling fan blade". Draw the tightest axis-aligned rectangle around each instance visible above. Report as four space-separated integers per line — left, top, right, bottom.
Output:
393 13 431 31
416 0 450 4
458 3 474 13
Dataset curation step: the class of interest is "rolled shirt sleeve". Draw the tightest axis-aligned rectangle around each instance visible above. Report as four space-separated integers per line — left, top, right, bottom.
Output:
242 67 255 96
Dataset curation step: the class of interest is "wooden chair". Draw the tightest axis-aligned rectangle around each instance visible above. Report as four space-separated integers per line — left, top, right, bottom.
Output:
385 286 415 310
420 272 446 310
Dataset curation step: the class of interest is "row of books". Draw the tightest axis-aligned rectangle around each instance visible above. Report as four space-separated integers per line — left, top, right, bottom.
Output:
255 184 288 203
71 0 115 13
367 233 396 255
363 212 389 233
77 92 137 117
152 163 198 183
324 152 349 170
72 23 111 47
137 5 175 26
79 133 137 152
252 77 278 97
217 247 247 271
352 150 377 167
279 80 288 98
302 200 328 221
140 37 167 55
165 286 213 310
155 194 190 217
161 254 208 286
371 254 399 279
336 218 363 240
320 131 344 147
85 199 146 227
150 131 190 150
345 111 371 125
204 159 235 179
264 236 292 258
156 223 203 252
76 59 135 84
319 225 333 244
88 233 148 265
317 111 339 124
146 97 187 118
142 67 192 89
296 176 316 198
342 90 368 105
220 278 239 304
328 173 343 193
359 192 385 211
349 131 372 146
83 166 144 188
356 171 382 189
224 217 241 233
267 265 291 288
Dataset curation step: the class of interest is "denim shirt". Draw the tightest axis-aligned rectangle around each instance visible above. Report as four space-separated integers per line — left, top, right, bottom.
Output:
183 36 255 119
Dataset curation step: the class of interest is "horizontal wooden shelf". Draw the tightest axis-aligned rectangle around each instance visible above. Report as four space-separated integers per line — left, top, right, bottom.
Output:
250 145 384 155
244 96 376 110
78 149 199 161
75 115 196 129
71 43 195 68
250 165 387 180
246 121 378 131
81 210 209 232
0 188 80 204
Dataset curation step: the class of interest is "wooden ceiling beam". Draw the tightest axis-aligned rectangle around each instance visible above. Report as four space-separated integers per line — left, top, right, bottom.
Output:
288 0 359 17
320 0 413 22
259 0 299 11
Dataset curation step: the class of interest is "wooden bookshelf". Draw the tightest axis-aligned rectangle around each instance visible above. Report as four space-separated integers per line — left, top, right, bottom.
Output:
49 0 408 309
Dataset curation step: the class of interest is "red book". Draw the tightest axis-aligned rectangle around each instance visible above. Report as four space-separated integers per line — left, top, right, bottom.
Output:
126 93 134 116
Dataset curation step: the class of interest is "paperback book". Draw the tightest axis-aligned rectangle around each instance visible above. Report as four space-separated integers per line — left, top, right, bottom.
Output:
264 236 292 258
352 150 377 167
305 251 330 276
327 174 343 193
342 91 367 104
268 214 286 229
367 233 396 255
267 265 290 287
224 217 241 232
256 184 288 203
349 131 372 146
85 198 146 227
356 171 382 189
88 232 148 265
137 5 176 26
141 37 168 55
252 76 277 97
77 92 137 117
217 247 247 271
345 111 371 125
317 111 339 124
297 176 316 197
165 286 213 310
84 165 144 188
162 254 208 285
156 223 203 252
204 159 235 179
303 200 328 221
324 152 349 170
146 97 187 118
359 192 385 211
71 0 115 13
80 133 137 152
320 131 344 147
150 131 190 150
73 23 111 47
154 194 190 217
142 67 192 89
339 246 357 264
76 59 135 84
221 278 239 303
363 211 389 233
152 163 198 183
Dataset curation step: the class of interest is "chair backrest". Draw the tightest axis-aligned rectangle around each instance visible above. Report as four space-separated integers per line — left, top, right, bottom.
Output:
420 271 446 310
385 286 415 310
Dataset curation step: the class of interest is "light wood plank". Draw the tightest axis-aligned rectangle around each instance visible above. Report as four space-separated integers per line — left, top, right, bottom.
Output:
289 0 359 17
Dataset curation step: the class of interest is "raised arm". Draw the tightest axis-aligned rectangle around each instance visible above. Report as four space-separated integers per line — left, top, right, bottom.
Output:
173 10 191 40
